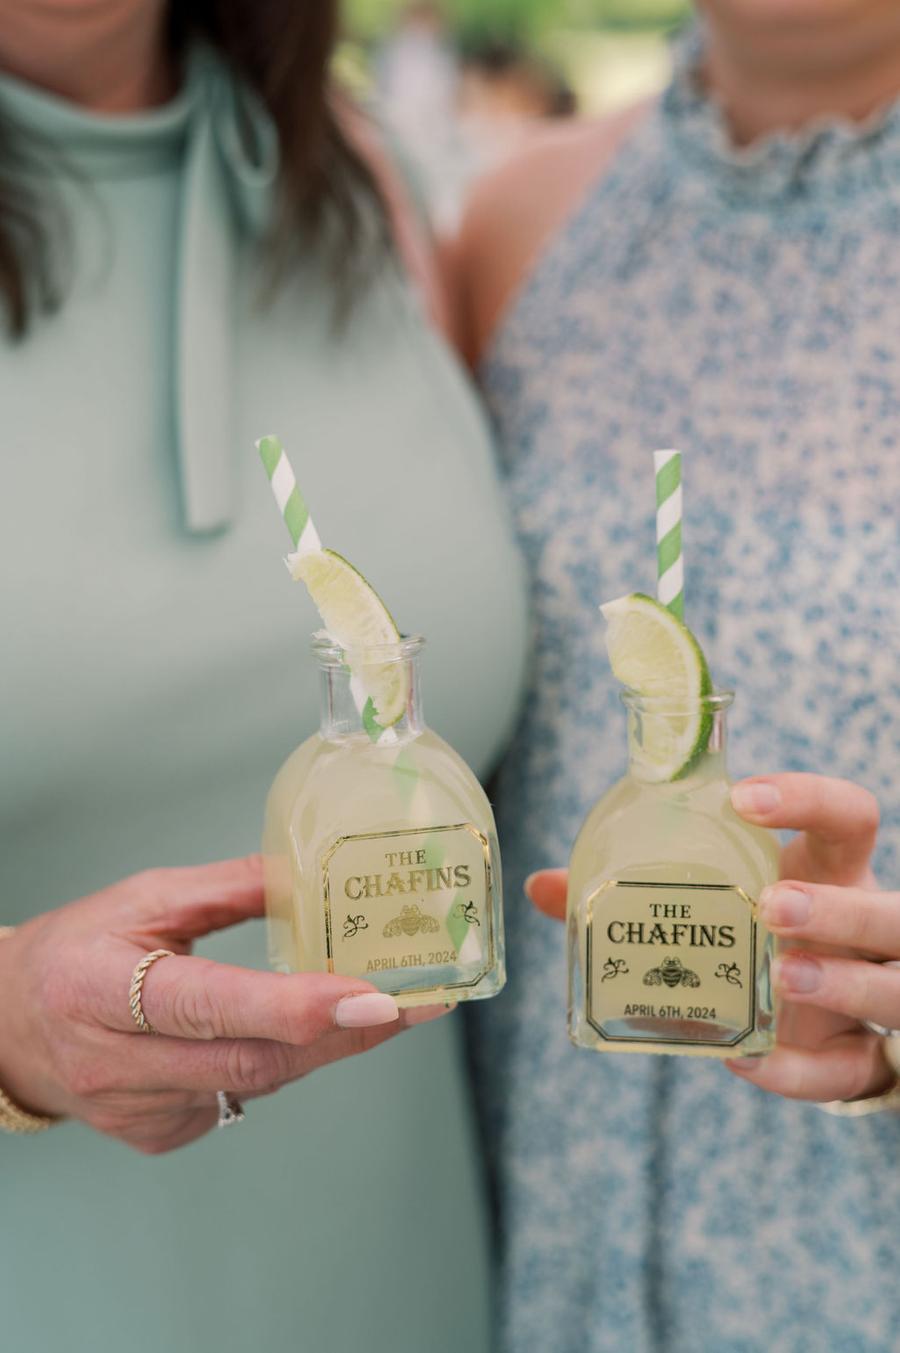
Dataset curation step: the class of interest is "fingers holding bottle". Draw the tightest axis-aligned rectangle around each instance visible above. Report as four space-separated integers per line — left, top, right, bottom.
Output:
731 773 879 886
0 863 454 1153
524 869 568 920
759 879 900 958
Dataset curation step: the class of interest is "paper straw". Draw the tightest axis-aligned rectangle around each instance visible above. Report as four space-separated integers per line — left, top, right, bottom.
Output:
257 435 322 556
256 433 397 745
654 449 684 622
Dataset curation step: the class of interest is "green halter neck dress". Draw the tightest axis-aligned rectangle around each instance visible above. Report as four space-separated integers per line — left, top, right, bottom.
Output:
0 48 528 1353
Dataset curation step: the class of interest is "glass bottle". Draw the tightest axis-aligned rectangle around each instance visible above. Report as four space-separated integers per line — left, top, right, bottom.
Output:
263 635 505 1005
568 690 778 1057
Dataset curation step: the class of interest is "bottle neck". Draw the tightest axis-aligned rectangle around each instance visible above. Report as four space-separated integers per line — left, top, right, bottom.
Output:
625 697 732 785
317 647 425 742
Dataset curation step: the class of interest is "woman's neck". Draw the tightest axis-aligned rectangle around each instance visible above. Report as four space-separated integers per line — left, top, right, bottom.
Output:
702 10 900 146
0 1 174 113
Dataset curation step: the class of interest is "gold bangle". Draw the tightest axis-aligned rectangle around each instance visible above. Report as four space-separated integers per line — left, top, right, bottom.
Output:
0 1084 56 1134
0 927 58 1134
818 1034 900 1117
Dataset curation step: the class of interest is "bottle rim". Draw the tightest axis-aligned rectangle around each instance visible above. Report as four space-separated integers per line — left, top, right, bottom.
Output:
620 686 735 714
311 632 425 666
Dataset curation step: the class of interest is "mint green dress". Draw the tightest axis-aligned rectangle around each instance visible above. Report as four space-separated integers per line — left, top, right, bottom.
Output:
0 51 528 1353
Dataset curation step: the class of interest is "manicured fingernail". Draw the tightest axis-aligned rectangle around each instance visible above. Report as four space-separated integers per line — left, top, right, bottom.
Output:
759 885 810 928
726 1056 765 1071
731 782 781 816
335 993 400 1028
524 873 538 901
773 954 820 994
404 1002 457 1026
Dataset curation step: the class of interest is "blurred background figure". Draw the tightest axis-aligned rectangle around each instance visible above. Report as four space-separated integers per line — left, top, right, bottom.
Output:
376 2 457 131
375 2 464 228
362 0 681 229
459 41 576 125
454 41 577 186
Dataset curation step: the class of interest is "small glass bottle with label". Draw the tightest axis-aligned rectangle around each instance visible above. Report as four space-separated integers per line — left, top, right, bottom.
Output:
568 690 778 1057
263 635 505 1005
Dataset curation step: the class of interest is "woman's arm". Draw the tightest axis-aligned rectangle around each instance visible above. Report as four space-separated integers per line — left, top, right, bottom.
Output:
447 104 651 369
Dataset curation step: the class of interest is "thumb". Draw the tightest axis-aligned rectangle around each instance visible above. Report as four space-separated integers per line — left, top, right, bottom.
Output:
525 868 568 920
125 856 265 941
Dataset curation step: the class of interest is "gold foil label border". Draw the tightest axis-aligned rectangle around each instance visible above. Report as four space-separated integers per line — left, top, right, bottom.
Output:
322 822 495 992
585 880 758 1047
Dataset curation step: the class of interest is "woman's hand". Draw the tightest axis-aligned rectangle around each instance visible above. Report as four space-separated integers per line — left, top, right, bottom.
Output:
724 772 894 1103
526 773 896 1104
0 857 447 1153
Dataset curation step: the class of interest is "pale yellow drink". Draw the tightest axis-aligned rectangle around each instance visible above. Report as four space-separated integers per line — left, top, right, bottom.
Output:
264 636 505 1006
568 691 779 1057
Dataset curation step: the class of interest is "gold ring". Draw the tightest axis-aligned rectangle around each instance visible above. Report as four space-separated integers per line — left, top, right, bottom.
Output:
128 949 174 1034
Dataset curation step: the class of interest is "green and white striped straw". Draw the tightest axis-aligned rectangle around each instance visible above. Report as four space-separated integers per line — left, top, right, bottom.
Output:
256 434 322 557
256 436 456 935
654 449 684 622
256 433 397 746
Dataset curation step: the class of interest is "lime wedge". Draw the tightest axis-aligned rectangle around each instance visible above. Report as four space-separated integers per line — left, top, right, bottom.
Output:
601 593 713 781
290 549 407 727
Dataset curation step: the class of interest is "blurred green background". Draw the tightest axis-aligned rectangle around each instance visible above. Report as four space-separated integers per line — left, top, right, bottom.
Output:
344 0 691 113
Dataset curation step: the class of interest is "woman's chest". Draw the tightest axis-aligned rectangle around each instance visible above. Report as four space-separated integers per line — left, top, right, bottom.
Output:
488 205 900 861
1 208 527 906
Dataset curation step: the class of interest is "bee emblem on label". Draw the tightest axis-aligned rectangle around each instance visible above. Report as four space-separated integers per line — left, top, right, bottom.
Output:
383 904 441 939
643 957 701 989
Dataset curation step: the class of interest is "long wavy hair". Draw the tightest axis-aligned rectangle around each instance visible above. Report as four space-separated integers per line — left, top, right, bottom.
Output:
0 1 388 337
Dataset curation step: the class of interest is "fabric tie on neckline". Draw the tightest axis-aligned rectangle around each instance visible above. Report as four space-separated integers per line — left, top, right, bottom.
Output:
174 50 278 534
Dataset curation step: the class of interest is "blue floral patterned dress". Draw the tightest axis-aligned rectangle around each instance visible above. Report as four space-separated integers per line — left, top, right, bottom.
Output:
472 29 900 1353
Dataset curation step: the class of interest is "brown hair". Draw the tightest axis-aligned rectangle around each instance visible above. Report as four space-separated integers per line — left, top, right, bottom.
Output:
0 1 389 337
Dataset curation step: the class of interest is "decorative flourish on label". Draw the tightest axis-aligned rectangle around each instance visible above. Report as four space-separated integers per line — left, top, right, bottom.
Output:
643 957 701 989
601 957 629 982
342 914 368 939
383 904 441 939
452 900 481 927
714 961 743 988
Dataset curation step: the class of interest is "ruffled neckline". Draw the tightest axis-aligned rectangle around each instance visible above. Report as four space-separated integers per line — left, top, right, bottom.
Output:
662 24 900 205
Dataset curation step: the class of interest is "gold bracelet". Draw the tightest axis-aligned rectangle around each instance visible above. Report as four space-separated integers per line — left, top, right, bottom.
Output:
818 1034 900 1118
0 927 57 1134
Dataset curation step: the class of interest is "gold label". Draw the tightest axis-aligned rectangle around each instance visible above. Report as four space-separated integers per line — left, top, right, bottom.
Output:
586 881 757 1047
322 824 493 990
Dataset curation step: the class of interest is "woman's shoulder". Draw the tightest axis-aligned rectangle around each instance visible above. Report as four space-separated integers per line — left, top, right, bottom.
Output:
450 101 653 368
341 105 451 337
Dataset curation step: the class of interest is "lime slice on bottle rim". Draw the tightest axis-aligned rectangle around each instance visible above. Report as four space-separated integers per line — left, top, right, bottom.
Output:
290 548 408 727
601 592 714 782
